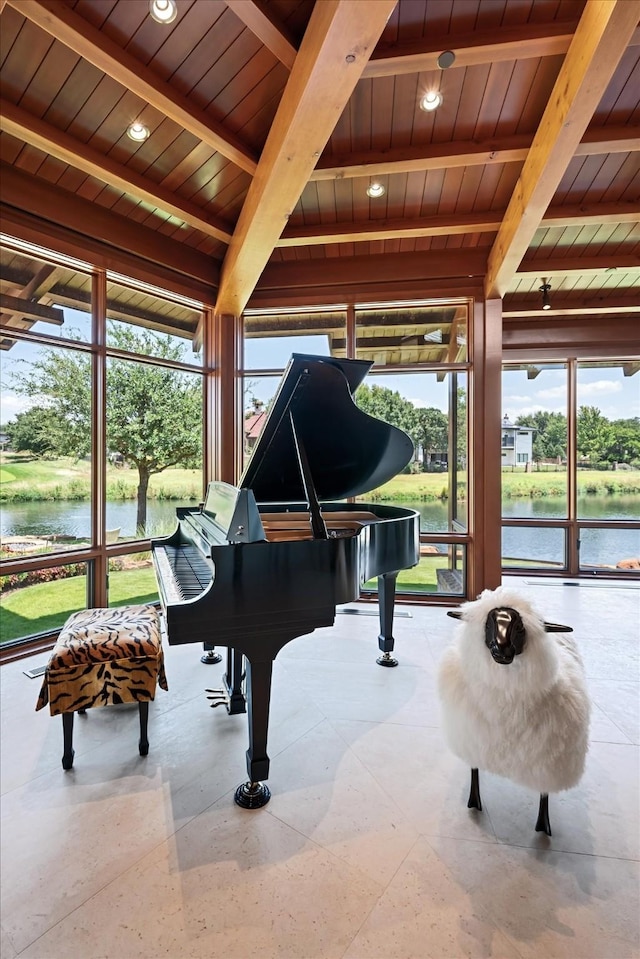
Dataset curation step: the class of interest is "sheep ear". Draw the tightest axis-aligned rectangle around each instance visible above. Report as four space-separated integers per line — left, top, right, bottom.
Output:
447 610 463 619
543 621 573 632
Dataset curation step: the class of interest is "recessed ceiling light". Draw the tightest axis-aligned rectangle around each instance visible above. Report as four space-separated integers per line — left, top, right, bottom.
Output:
366 181 386 198
420 90 443 112
127 121 150 142
149 0 177 24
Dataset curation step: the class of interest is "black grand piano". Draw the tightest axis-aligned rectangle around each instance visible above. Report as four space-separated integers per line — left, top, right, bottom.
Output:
152 354 419 807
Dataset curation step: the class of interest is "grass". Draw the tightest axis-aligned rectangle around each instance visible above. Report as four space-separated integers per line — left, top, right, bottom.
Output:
0 454 202 502
0 566 159 645
2 453 640 504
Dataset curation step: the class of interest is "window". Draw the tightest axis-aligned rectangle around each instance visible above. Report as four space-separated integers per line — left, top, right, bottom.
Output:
0 236 205 650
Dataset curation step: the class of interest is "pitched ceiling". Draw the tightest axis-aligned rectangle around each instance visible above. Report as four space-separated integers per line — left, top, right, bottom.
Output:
0 0 638 328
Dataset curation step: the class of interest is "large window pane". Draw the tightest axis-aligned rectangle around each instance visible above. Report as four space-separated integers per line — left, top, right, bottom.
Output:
502 525 566 570
356 371 467 533
106 276 203 365
577 361 640 519
106 356 203 541
243 308 347 369
0 560 88 644
1 242 92 343
502 364 568 518
108 550 159 607
363 544 466 594
579 527 640 573
1 340 93 556
356 303 467 367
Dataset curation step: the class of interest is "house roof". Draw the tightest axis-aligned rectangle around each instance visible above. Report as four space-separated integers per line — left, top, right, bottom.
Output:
1 0 638 358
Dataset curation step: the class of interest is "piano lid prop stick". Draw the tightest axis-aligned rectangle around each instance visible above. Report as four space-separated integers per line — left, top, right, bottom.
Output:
289 411 328 540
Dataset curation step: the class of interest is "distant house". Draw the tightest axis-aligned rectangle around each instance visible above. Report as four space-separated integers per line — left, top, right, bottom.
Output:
244 409 267 453
501 415 535 467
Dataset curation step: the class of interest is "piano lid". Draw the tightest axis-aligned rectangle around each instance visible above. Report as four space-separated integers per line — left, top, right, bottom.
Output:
240 354 415 503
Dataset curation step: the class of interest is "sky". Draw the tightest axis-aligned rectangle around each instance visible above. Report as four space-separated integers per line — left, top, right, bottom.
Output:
2 329 638 426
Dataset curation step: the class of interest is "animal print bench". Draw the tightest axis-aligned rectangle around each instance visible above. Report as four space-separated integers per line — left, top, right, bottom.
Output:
36 604 168 769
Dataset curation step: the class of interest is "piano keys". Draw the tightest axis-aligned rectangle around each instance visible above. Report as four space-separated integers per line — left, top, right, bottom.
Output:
152 354 420 807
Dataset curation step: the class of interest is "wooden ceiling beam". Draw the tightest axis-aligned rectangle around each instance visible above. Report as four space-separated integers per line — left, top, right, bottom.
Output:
224 0 297 69
517 254 640 277
0 100 234 245
363 20 581 77
311 126 639 181
215 0 398 317
7 0 258 175
503 292 640 316
0 293 64 323
278 201 638 248
485 0 640 300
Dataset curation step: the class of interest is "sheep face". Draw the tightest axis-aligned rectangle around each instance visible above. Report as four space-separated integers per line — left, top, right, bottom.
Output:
485 606 526 665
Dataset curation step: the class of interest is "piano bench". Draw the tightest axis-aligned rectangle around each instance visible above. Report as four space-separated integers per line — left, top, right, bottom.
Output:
35 604 168 770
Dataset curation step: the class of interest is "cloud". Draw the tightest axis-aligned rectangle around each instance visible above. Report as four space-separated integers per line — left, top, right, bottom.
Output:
578 379 623 397
536 385 566 399
0 393 30 422
504 394 532 403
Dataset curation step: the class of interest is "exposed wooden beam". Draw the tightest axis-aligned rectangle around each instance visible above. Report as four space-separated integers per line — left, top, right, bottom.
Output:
225 0 297 69
0 164 221 294
278 201 638 248
0 292 64 323
7 0 258 175
310 126 639 182
257 249 488 292
503 292 640 316
0 100 234 245
215 0 398 317
362 21 580 78
485 0 640 300
517 254 640 277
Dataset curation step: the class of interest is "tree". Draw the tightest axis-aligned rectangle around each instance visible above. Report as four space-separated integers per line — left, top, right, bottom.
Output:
517 411 567 464
413 407 448 469
11 325 202 533
603 417 640 465
577 405 614 464
355 383 418 459
5 407 63 457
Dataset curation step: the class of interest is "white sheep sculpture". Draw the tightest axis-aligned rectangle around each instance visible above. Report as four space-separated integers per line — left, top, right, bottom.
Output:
438 586 590 835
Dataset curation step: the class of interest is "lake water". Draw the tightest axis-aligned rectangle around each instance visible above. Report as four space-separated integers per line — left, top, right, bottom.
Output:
1 495 638 567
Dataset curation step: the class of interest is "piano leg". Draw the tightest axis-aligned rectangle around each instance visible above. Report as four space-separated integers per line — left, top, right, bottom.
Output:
376 571 399 667
201 643 222 665
234 658 272 809
224 647 247 714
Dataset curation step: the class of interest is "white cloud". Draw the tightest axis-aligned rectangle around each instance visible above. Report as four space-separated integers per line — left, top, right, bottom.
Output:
578 379 623 397
0 393 30 422
504 394 532 403
536 385 566 399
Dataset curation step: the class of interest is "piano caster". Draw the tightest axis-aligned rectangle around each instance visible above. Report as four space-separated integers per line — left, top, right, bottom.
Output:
376 651 398 667
201 649 222 665
234 781 271 809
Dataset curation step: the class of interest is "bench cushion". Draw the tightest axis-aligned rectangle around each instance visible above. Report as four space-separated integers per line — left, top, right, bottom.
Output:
36 605 168 716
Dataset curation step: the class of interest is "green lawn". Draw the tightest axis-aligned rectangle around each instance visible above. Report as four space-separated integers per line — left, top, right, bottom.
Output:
0 567 159 645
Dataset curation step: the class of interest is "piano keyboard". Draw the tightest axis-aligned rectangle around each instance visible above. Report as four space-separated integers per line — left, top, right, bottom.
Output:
154 544 213 603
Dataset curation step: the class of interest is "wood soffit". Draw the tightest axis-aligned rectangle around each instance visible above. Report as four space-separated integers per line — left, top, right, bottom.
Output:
0 0 638 326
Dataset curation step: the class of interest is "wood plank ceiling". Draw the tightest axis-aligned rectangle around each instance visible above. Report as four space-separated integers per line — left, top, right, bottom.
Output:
0 0 638 337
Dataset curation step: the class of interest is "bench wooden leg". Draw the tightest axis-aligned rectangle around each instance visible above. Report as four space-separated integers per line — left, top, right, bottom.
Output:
62 712 74 769
138 701 149 756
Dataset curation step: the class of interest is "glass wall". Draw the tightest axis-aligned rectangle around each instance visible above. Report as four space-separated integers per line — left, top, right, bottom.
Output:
0 238 204 649
502 360 640 577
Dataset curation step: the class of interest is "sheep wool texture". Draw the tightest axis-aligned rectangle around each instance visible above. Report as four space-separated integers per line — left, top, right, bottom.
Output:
438 586 590 794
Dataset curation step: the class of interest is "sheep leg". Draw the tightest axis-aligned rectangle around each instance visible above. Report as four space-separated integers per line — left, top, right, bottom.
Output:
467 768 482 810
535 793 551 835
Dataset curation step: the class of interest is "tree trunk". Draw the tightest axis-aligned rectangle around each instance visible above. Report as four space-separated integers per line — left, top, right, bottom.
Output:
136 468 150 535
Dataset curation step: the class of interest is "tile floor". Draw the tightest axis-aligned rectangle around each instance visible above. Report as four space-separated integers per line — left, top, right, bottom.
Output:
1 577 638 959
